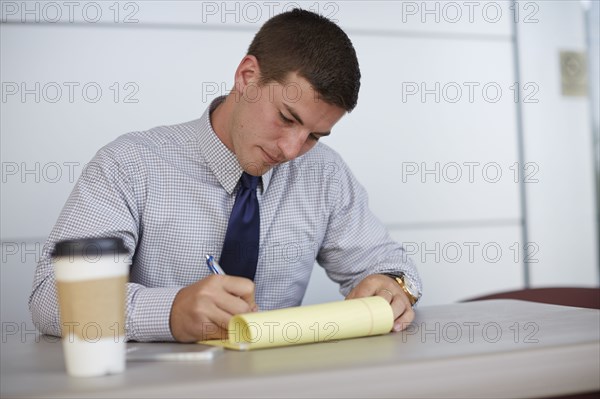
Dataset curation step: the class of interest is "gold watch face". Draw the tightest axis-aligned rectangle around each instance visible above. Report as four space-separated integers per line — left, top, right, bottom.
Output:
396 275 420 305
402 277 419 299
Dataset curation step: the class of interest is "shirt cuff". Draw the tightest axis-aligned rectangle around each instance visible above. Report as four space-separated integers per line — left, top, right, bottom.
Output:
127 286 181 342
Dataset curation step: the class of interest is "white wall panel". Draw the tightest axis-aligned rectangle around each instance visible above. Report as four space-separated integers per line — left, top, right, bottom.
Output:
1 24 254 239
390 224 524 305
517 0 599 286
326 35 521 225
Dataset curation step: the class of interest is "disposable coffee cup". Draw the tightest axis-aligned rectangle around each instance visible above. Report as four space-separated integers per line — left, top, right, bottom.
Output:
52 237 129 377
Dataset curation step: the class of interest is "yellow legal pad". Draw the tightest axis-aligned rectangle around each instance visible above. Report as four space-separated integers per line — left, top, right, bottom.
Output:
200 296 394 350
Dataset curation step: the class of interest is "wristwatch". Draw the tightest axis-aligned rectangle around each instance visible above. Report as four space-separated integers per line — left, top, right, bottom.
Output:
383 273 421 306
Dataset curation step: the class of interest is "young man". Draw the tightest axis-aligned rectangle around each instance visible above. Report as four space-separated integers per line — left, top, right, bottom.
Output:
30 9 421 342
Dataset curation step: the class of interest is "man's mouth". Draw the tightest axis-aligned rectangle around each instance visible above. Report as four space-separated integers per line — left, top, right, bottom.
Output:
261 149 283 165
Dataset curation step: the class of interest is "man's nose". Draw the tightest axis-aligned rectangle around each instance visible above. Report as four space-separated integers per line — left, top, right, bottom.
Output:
279 129 308 161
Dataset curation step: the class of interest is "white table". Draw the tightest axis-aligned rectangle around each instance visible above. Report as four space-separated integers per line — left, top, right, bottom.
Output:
2 299 599 398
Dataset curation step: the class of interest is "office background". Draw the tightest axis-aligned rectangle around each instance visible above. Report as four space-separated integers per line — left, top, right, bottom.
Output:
1 1 599 331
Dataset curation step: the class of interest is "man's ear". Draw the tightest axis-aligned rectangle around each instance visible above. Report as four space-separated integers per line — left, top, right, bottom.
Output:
234 55 261 94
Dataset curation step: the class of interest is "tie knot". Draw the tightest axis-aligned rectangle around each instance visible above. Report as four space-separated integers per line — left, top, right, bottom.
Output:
240 172 259 190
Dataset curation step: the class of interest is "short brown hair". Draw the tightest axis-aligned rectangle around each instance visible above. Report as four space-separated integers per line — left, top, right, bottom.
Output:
247 9 361 112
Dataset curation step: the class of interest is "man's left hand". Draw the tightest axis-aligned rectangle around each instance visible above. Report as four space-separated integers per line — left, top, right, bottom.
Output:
345 274 414 332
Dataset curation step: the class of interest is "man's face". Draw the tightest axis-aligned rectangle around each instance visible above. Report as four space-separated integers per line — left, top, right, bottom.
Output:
227 71 346 176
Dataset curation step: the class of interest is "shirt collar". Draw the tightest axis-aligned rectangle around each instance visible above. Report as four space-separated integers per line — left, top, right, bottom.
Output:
197 96 272 195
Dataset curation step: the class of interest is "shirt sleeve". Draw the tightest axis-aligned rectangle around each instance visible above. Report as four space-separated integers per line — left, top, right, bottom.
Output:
316 152 423 299
28 143 180 342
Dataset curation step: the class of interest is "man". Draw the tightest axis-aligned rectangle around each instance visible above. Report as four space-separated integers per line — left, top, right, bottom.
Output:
30 9 421 343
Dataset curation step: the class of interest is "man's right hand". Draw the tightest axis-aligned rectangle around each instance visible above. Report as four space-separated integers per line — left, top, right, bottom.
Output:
169 275 257 342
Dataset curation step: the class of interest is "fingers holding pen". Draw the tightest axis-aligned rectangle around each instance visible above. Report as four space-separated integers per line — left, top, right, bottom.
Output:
169 274 257 342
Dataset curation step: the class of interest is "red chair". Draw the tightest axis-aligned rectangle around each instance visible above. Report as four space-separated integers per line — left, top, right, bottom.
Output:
463 287 600 309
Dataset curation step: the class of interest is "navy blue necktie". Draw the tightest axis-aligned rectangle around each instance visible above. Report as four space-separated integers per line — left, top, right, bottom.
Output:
220 172 260 280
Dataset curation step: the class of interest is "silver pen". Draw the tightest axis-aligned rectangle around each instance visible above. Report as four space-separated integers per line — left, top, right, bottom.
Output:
205 255 226 275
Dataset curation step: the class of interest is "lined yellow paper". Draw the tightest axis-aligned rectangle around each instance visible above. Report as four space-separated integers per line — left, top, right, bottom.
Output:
200 296 393 351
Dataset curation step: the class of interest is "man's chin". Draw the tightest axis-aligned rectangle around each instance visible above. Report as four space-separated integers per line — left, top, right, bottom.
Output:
242 163 273 177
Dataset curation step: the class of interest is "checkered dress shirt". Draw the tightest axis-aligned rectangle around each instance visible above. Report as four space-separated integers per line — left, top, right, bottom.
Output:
30 97 421 342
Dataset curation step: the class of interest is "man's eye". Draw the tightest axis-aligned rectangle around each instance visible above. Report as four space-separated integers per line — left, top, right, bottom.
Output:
279 112 293 124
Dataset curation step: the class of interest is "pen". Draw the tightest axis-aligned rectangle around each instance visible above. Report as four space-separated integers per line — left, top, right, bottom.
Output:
206 255 257 313
205 255 226 275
